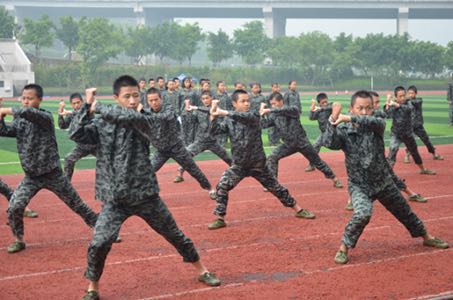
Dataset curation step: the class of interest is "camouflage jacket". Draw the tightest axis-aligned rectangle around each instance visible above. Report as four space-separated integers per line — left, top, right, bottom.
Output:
283 90 302 114
69 103 159 204
191 106 217 143
324 115 393 195
217 92 233 111
309 104 332 132
143 105 183 151
210 111 266 168
261 106 310 148
59 112 97 148
384 102 414 137
0 107 60 177
407 97 424 126
164 90 183 115
250 93 266 114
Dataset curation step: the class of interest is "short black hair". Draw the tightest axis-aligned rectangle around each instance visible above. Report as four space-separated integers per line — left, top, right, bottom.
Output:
394 86 406 96
69 92 83 103
173 77 179 81
148 78 154 82
269 92 284 102
201 91 212 98
234 81 244 88
369 91 379 98
113 75 138 96
231 89 248 102
316 92 328 103
156 76 164 82
288 80 296 86
407 85 417 93
351 90 373 106
216 80 224 87
23 84 43 99
271 82 279 87
146 87 161 99
139 77 146 82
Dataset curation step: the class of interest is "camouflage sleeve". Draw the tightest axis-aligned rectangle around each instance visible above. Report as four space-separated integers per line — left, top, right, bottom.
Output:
58 114 72 129
323 123 344 150
69 104 99 145
12 107 53 129
95 103 152 136
196 106 210 114
260 114 275 129
228 111 260 126
145 107 178 124
209 117 228 136
309 109 319 120
271 106 300 118
351 115 386 136
0 119 17 137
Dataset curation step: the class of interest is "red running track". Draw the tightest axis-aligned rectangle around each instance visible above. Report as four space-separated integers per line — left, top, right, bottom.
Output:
0 145 452 300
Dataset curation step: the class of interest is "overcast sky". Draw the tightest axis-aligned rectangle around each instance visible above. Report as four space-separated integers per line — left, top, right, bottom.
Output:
177 18 453 45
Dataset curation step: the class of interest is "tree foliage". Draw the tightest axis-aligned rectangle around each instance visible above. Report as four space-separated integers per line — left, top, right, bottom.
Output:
20 15 54 57
207 29 234 66
0 6 18 39
233 21 270 65
55 16 79 61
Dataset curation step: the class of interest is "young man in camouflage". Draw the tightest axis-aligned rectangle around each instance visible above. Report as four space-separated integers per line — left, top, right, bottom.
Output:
345 91 427 211
215 80 232 146
174 91 232 183
385 86 436 175
262 92 343 189
306 92 333 172
0 84 97 254
403 85 443 163
69 76 220 300
265 83 282 146
145 88 218 199
323 90 448 265
0 178 38 219
58 93 97 181
179 77 198 145
207 90 316 230
283 80 301 110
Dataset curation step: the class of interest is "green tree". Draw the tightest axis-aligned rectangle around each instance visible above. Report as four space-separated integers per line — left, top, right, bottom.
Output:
207 29 233 66
20 15 54 58
233 21 270 65
55 16 79 61
77 17 123 85
445 41 453 72
266 36 301 68
0 6 18 38
173 22 204 66
124 25 153 65
407 40 445 78
150 21 179 63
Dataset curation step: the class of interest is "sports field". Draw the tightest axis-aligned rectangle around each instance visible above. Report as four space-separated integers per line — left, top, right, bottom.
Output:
0 145 452 299
1 92 452 175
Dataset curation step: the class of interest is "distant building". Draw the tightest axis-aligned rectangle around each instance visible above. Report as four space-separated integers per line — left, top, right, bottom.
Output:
0 39 34 97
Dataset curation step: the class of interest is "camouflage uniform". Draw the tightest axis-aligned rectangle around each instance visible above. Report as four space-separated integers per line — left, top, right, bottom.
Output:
448 81 453 125
69 103 200 282
145 105 213 191
308 104 333 168
324 115 426 248
179 106 232 174
385 102 423 166
265 93 281 145
216 92 232 146
0 178 14 201
163 90 182 115
250 93 266 114
262 106 336 180
58 113 97 180
140 89 149 109
283 90 301 112
407 97 435 155
210 111 296 217
179 88 198 145
0 107 97 238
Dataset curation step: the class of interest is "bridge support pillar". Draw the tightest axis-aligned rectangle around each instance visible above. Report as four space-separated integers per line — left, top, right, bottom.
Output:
263 6 286 38
397 7 409 36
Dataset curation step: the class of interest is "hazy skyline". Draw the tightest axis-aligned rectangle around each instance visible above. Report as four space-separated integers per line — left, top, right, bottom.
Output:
178 18 453 45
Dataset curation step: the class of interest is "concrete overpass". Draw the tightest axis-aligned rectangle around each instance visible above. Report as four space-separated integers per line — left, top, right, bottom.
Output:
2 0 453 38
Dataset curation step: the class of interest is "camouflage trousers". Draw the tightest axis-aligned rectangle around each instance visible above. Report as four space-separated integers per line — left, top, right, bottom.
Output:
181 114 197 146
387 133 423 166
214 163 296 217
343 183 426 248
178 140 232 173
404 125 435 155
64 144 97 181
0 178 14 201
85 195 200 281
8 168 98 238
267 143 335 179
151 141 212 190
267 127 281 146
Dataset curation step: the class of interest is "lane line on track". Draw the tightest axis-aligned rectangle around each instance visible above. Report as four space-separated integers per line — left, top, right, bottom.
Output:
408 290 453 300
1 215 452 282
138 248 453 300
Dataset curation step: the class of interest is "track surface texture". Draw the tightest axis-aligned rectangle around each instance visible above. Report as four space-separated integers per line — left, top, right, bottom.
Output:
1 145 453 300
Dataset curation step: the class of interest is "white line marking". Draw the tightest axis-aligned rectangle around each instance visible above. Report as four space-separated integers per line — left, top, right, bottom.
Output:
408 290 453 300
